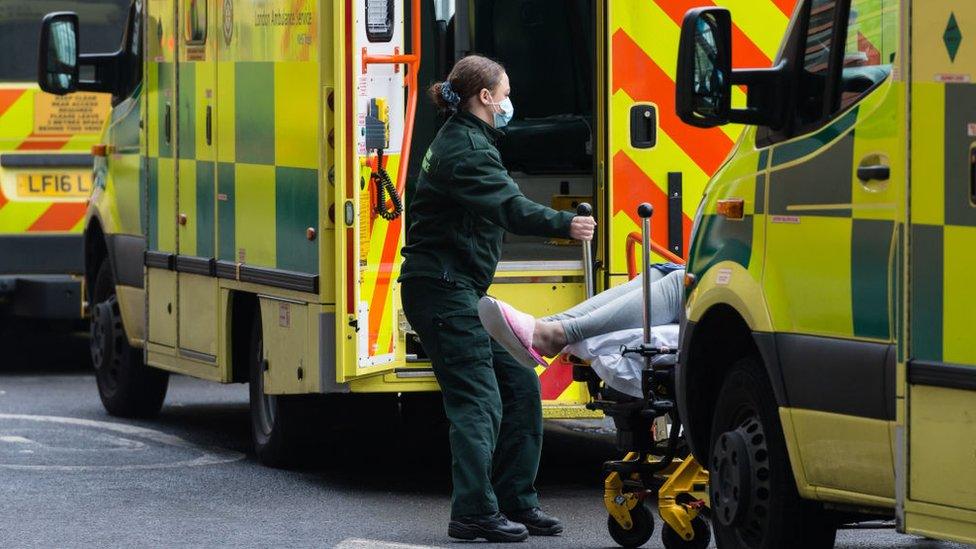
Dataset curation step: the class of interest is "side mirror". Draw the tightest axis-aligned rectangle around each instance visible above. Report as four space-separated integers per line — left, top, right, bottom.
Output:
676 8 732 128
38 12 80 95
676 7 789 130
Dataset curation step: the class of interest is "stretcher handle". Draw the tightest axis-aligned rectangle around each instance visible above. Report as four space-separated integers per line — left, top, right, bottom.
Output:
638 203 654 348
361 0 422 206
577 202 595 299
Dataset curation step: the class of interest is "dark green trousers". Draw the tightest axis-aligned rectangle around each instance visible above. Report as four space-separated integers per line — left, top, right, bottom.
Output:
401 276 543 518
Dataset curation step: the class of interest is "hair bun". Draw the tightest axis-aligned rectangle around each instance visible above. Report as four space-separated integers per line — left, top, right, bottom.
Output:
440 80 461 110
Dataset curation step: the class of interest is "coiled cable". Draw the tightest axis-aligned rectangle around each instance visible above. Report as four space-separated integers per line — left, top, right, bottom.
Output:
373 149 402 221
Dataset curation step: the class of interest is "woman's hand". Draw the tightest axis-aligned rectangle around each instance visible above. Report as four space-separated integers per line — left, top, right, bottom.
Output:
569 216 596 241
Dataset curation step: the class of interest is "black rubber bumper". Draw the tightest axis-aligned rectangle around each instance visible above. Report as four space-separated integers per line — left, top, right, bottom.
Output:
0 234 84 275
0 275 83 319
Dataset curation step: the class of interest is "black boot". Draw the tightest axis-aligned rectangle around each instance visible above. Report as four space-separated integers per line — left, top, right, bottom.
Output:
448 512 529 542
506 507 564 536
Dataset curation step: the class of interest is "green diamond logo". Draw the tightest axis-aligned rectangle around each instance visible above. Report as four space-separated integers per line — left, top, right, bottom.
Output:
944 13 962 62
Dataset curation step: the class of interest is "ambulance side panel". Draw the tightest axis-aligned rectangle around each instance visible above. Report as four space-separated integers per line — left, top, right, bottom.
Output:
682 0 905 508
140 0 327 391
904 0 976 542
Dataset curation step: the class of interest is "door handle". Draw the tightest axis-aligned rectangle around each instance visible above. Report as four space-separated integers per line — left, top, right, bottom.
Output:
969 147 975 205
857 164 889 182
206 105 212 146
164 103 172 145
630 104 657 149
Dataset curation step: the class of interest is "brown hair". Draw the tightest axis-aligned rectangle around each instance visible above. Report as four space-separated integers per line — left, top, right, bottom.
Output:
428 55 505 113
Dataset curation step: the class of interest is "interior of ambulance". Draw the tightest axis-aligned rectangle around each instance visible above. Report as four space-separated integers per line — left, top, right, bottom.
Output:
406 0 598 262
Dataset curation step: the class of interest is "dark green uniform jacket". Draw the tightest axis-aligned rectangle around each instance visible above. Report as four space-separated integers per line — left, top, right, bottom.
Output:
400 111 575 290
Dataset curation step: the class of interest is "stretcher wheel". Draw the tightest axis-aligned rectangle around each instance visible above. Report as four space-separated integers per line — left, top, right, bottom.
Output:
607 503 655 548
661 517 711 549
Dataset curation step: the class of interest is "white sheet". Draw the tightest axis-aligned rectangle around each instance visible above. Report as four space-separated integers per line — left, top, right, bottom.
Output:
564 325 680 399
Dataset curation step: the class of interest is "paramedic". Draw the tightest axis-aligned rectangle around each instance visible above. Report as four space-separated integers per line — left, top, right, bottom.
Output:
398 54 596 543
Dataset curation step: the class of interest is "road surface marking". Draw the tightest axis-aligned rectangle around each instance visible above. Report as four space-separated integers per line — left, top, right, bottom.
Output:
335 539 444 549
0 435 34 444
0 414 244 471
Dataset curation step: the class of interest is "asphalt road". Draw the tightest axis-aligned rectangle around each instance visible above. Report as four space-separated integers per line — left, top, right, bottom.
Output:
0 323 967 549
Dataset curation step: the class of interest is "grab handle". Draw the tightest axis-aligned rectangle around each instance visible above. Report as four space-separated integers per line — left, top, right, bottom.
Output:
638 203 654 347
360 0 422 202
626 232 684 279
577 202 594 299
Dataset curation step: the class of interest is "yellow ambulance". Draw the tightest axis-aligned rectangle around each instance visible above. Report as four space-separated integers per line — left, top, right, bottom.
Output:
0 1 122 323
676 0 976 545
36 0 794 465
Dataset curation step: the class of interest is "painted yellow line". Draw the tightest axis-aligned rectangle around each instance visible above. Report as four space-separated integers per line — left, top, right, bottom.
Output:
785 202 897 212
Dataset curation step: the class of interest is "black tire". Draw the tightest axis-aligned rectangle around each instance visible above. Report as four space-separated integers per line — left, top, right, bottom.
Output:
90 261 168 417
709 357 836 549
662 516 711 549
608 503 655 548
247 309 306 468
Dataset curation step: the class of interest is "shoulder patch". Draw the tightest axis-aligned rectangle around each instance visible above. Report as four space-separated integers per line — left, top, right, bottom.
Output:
421 148 434 173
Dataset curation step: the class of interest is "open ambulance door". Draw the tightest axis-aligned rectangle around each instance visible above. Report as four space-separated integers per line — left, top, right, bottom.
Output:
902 0 976 543
334 0 419 383
602 1 792 278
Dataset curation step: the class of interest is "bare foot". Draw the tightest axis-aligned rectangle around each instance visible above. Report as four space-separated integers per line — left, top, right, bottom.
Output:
532 321 568 357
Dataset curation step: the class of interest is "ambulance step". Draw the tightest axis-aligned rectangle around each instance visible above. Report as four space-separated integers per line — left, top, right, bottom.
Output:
394 368 435 379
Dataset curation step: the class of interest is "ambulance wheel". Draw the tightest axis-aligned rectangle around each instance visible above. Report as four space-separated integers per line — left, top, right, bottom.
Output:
607 503 655 548
708 357 836 549
248 309 306 468
90 261 169 418
661 517 711 549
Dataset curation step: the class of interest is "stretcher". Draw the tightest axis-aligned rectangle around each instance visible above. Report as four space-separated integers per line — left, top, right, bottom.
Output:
569 203 711 549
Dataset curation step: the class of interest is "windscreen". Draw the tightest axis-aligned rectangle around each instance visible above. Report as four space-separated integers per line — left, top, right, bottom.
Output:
0 0 130 83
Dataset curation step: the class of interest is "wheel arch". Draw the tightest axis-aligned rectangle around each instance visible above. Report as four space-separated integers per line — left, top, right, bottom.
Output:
677 303 788 462
84 216 109 297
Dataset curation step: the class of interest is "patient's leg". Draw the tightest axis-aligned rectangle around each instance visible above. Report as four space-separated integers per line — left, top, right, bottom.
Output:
534 270 684 356
540 273 645 323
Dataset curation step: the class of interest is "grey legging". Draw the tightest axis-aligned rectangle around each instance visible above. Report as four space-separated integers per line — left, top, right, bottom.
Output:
541 269 684 344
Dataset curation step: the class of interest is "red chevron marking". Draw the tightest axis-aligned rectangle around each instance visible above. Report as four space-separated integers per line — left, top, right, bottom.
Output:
27 202 87 232
367 216 403 355
651 0 774 69
0 89 25 119
613 30 734 175
773 0 798 17
613 151 691 256
540 355 575 400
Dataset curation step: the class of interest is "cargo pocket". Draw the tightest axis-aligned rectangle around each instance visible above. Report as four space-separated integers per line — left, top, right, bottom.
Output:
433 308 493 364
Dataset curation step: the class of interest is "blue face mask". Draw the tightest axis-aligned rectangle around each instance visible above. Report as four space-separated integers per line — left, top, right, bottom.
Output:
489 96 514 128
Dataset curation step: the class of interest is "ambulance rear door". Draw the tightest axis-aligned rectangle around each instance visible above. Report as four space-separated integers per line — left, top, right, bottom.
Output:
334 0 412 382
903 0 976 543
175 0 219 367
601 0 796 283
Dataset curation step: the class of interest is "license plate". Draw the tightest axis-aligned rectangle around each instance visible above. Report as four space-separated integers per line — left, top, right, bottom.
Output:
16 173 93 198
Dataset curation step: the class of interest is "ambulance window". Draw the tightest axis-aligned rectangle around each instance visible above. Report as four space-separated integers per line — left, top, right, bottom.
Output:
366 0 395 42
433 0 455 23
185 0 207 44
118 0 143 100
838 0 894 110
796 0 840 128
